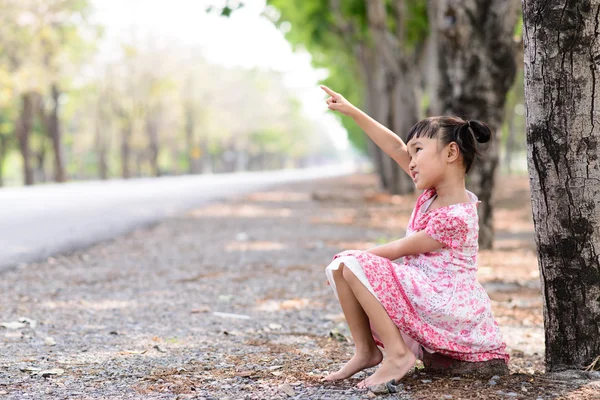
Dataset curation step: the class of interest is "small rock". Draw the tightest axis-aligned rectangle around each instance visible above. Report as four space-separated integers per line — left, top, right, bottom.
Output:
421 379 432 383
450 377 461 381
491 375 501 380
20 366 42 373
385 380 399 393
367 392 377 399
369 383 389 395
279 383 295 397
442 396 453 399
268 323 282 330
39 368 64 377
268 365 283 370
0 321 27 330
488 379 497 386
19 318 37 329
153 345 166 353
44 337 56 346
505 392 518 397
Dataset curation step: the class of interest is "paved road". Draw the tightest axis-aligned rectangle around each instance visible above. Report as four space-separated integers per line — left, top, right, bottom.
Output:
0 165 356 271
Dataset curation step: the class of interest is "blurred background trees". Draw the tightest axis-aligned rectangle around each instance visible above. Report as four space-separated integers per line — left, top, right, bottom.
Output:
0 0 337 188
0 0 530 248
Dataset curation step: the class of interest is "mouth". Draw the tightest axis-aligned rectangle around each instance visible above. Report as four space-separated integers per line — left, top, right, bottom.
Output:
411 172 419 181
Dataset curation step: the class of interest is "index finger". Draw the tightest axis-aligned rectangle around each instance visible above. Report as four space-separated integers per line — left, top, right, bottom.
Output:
320 85 337 97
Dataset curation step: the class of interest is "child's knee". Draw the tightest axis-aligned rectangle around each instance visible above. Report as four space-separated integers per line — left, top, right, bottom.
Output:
332 263 345 278
341 264 357 282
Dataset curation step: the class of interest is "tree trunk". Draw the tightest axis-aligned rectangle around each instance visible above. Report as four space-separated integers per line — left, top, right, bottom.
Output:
95 101 109 180
0 135 7 187
17 93 35 186
146 114 160 177
428 0 519 249
35 144 47 183
48 85 66 183
361 1 419 195
185 105 198 174
522 0 600 371
504 104 516 175
121 121 132 179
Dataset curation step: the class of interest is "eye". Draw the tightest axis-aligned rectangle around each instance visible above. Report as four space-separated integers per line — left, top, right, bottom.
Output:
416 147 422 153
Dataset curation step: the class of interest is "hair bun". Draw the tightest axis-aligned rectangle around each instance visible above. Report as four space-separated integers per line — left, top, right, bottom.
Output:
468 120 492 144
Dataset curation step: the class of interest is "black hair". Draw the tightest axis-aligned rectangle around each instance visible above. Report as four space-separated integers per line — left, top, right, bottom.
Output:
405 116 492 173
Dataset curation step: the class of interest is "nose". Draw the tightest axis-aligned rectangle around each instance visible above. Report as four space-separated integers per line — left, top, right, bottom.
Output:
409 159 416 170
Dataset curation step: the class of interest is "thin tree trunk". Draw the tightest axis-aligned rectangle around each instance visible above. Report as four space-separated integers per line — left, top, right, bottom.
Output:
0 136 7 187
35 144 47 183
364 0 418 195
428 0 519 249
48 84 66 182
121 121 132 179
523 0 600 371
185 105 197 174
505 105 516 175
17 93 35 186
146 114 160 177
95 100 109 180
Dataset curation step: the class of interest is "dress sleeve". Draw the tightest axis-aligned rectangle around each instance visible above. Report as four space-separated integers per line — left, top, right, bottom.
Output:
425 211 469 249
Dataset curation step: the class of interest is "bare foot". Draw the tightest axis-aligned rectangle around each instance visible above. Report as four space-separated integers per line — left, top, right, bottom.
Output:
323 347 383 381
357 351 416 388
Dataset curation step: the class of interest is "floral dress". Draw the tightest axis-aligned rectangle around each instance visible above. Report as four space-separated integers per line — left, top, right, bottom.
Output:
325 189 509 363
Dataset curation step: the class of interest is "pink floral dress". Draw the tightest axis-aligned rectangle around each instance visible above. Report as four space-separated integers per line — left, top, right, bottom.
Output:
325 189 509 364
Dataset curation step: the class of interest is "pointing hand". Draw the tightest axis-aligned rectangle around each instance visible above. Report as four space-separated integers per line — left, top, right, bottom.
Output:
320 85 356 117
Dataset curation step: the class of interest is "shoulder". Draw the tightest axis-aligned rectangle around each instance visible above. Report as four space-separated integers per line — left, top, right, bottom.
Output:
431 203 477 226
415 188 436 208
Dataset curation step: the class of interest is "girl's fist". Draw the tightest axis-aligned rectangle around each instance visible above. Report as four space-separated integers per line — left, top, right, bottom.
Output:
320 85 355 117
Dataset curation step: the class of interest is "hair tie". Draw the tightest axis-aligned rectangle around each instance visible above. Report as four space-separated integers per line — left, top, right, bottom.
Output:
466 120 478 140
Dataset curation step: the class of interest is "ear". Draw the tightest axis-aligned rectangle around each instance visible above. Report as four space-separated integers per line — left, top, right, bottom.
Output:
446 142 460 163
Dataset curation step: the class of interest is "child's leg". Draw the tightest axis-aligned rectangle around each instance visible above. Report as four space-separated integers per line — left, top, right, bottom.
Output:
324 264 383 381
341 266 416 388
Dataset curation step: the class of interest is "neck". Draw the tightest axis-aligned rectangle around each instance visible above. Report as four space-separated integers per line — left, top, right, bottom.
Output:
433 175 468 204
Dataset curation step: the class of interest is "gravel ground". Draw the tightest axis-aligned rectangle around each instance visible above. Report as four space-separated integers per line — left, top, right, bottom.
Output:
1 174 598 399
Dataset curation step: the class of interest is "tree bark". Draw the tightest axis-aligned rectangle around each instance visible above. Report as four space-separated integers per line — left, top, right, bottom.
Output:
185 105 198 174
146 113 160 177
522 0 600 371
428 0 519 249
362 0 420 195
94 100 109 180
17 93 35 186
120 121 132 179
0 135 7 187
48 85 66 182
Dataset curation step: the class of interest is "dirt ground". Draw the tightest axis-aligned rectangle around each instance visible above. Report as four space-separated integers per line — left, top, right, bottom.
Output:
1 173 599 399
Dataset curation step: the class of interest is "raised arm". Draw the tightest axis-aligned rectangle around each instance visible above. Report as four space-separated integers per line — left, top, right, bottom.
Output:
321 85 411 176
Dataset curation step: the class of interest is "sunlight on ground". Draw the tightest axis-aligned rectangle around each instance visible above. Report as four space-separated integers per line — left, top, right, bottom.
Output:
244 191 311 202
225 241 287 252
188 204 293 218
42 299 137 311
255 298 316 312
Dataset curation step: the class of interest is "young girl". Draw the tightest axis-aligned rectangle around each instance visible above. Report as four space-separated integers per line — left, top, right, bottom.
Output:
320 85 509 388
